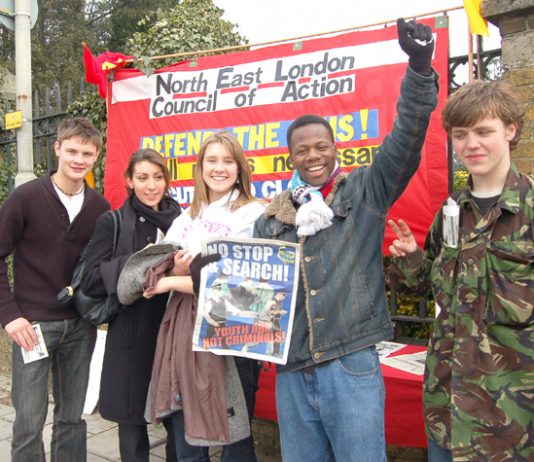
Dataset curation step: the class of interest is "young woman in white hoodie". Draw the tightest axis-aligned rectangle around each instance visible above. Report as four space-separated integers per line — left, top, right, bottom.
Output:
146 131 265 462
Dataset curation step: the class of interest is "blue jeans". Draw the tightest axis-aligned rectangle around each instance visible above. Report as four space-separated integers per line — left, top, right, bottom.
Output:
11 318 96 462
427 438 452 462
276 346 386 462
172 357 260 462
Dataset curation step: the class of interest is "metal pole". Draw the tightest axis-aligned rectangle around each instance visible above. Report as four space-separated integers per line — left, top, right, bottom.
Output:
14 0 36 187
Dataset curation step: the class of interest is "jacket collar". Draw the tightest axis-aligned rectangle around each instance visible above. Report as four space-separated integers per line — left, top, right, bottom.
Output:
264 172 349 225
459 162 523 215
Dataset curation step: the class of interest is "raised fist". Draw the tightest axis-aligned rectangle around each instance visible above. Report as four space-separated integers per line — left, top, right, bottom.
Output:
397 18 434 75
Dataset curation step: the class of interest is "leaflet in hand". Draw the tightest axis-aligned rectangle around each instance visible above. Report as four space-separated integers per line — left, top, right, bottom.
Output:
21 324 49 364
193 237 300 365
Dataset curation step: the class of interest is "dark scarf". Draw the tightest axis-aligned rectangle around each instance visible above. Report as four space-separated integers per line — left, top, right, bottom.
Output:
116 195 181 257
131 194 181 234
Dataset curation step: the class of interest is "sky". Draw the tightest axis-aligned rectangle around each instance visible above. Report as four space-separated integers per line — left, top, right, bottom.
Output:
213 0 501 58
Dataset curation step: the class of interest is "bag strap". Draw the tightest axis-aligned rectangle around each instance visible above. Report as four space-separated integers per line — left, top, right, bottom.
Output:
59 209 122 301
109 209 122 257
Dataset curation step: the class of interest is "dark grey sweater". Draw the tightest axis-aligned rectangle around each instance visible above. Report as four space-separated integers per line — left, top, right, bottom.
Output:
0 173 109 326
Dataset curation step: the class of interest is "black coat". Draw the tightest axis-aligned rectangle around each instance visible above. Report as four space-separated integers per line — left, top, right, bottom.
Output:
81 197 180 424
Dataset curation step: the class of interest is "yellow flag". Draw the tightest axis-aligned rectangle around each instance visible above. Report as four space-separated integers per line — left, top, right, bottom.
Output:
463 0 490 36
85 170 95 188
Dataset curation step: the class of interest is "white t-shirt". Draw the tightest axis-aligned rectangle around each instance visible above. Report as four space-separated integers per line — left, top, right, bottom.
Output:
165 190 265 255
53 187 84 223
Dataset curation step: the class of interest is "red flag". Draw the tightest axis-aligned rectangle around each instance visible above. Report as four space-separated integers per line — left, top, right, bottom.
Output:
82 43 132 99
83 42 99 85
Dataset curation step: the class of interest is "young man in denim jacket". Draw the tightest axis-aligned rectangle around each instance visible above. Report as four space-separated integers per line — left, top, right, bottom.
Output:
253 18 438 462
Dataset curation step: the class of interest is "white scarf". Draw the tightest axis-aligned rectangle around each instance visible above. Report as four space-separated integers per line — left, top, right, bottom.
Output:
290 163 341 237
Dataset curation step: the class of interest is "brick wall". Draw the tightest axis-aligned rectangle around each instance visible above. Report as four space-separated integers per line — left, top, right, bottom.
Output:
484 0 534 175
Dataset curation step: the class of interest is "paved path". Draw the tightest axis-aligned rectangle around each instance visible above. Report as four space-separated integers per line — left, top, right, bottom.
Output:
0 367 424 462
0 369 223 461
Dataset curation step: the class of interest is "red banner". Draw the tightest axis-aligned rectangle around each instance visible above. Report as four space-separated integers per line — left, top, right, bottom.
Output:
106 17 449 251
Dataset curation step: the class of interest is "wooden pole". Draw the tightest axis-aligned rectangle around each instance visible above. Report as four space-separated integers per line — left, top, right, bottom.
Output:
476 34 483 79
467 23 474 82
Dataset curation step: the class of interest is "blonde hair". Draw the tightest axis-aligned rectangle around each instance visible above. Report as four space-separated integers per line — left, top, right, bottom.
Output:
189 131 256 219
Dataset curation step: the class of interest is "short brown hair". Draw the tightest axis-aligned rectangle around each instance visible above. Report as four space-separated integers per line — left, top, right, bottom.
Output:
124 148 171 196
189 131 256 219
56 117 103 151
442 79 524 150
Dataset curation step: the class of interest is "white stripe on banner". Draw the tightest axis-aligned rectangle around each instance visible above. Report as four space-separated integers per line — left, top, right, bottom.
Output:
111 36 436 116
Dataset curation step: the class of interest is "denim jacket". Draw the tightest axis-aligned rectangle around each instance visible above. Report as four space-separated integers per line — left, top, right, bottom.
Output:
254 67 439 372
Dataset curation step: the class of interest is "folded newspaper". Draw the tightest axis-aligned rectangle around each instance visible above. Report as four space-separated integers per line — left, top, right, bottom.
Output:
192 237 300 365
380 350 427 375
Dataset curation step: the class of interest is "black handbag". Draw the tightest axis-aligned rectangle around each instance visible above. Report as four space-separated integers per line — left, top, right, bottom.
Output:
57 209 122 325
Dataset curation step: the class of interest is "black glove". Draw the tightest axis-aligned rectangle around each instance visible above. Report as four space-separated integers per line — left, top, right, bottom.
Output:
397 18 434 76
190 253 222 296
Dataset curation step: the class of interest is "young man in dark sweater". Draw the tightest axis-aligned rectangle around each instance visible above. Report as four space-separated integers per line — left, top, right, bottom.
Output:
0 117 109 461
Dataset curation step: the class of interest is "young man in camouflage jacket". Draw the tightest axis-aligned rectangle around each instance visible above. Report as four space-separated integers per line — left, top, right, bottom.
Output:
388 80 534 461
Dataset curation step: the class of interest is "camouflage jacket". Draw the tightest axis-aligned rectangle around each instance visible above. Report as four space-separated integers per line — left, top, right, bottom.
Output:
388 163 534 461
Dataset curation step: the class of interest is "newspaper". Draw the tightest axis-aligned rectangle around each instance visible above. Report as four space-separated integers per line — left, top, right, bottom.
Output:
21 324 49 364
380 350 427 376
376 341 406 361
192 237 300 365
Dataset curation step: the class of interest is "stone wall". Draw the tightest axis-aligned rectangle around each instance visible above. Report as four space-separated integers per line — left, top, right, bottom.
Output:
484 0 534 174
